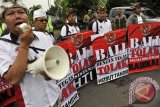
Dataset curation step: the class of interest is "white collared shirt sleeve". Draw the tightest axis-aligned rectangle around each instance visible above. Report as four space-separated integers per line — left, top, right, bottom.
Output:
92 21 97 33
49 34 56 44
61 26 67 37
77 27 80 33
0 41 14 76
108 20 112 32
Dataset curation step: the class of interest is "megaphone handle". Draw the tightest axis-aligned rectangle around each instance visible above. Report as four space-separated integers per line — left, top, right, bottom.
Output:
27 58 43 74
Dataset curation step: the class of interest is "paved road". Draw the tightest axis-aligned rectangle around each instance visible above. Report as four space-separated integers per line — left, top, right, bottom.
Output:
73 69 160 107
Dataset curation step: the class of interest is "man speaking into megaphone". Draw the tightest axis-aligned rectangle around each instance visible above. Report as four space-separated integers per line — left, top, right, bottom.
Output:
0 1 69 107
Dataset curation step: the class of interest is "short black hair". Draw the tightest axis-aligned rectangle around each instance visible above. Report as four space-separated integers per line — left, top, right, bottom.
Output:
131 2 141 10
66 8 77 18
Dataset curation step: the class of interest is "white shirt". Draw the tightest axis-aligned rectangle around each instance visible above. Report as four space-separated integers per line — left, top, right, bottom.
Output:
61 24 80 37
137 15 143 24
92 19 112 34
0 31 60 107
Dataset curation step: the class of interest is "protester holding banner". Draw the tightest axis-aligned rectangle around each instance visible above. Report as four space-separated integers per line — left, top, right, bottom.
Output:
92 6 112 34
61 8 80 37
126 2 146 27
0 1 60 107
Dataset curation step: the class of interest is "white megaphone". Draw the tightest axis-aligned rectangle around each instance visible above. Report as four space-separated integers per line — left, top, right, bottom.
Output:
27 45 69 80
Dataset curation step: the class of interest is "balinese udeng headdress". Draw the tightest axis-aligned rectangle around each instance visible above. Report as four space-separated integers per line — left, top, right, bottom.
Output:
98 5 107 13
0 0 28 19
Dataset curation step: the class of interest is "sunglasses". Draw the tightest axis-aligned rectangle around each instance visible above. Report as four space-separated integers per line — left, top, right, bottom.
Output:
36 19 48 23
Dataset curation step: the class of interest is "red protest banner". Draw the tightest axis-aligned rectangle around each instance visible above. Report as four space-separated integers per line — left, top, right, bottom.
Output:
57 72 79 107
128 23 160 73
91 29 128 84
56 30 95 106
57 30 97 88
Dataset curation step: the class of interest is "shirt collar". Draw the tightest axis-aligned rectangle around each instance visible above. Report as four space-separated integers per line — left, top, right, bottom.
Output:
133 13 142 17
98 19 107 23
32 29 52 36
67 23 78 26
33 27 47 32
10 33 38 43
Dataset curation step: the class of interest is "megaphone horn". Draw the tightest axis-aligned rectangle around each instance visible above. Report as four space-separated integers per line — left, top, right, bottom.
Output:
27 45 69 80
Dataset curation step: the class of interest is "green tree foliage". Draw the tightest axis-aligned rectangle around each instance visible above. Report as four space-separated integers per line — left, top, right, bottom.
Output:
68 0 99 16
53 0 99 20
53 0 160 21
47 5 58 16
28 5 42 22
107 0 131 9
46 0 69 21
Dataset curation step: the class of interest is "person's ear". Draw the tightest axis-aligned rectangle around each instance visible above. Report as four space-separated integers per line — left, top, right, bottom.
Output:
1 17 5 23
33 20 36 24
2 18 6 24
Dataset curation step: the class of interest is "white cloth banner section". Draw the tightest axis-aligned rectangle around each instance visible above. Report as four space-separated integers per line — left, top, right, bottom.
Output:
61 91 79 107
57 70 79 107
91 33 105 41
96 52 129 85
97 67 128 85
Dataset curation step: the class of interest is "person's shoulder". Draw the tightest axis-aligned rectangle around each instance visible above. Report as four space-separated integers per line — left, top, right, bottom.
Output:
0 33 10 39
115 16 118 19
122 15 127 18
129 14 137 18
92 20 97 25
106 19 111 23
33 31 54 42
33 31 44 36
33 31 50 38
0 33 11 46
140 13 146 18
127 15 134 20
61 25 68 29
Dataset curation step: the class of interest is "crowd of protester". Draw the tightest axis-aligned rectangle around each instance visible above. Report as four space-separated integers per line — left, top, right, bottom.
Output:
0 2 146 39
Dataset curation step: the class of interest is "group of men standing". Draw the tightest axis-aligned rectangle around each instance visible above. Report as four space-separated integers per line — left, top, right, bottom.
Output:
0 2 146 37
82 2 146 34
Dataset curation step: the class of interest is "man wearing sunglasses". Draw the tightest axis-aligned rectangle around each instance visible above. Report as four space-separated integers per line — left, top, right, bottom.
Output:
33 9 48 32
32 8 55 43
